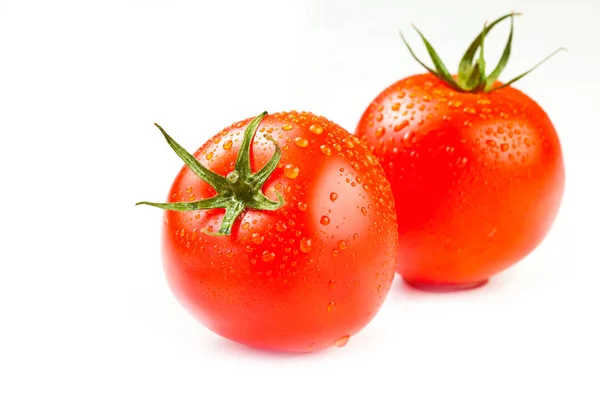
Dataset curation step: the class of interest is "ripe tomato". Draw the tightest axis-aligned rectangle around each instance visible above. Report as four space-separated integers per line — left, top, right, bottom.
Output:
138 111 398 352
355 14 565 290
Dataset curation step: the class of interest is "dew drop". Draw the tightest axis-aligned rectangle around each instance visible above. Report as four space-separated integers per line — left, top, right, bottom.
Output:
276 222 287 232
284 164 300 179
338 240 347 250
327 302 336 312
375 127 385 138
391 102 400 111
252 233 264 245
282 124 293 131
241 222 250 230
206 152 214 160
223 140 233 150
330 192 338 202
320 144 332 156
333 143 342 151
486 139 496 147
320 216 331 225
334 335 350 347
261 251 275 262
308 124 323 135
300 237 312 253
343 139 354 149
329 280 336 290
376 113 383 122
361 207 367 216
294 137 308 148
500 143 509 152
298 202 308 211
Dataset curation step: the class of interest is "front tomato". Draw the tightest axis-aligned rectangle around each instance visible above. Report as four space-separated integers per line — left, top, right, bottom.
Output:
139 111 398 352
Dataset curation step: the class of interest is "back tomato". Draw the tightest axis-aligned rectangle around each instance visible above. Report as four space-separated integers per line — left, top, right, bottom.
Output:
356 73 564 290
149 111 398 352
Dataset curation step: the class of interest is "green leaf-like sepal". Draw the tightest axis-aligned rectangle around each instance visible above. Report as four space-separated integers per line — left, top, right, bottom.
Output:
137 112 286 236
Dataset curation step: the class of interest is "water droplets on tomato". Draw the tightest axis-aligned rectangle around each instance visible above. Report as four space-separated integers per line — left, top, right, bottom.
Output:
294 137 308 148
282 124 293 131
223 140 233 150
338 240 347 250
261 251 275 262
320 144 332 156
252 233 264 245
284 164 300 179
300 237 312 253
334 335 350 347
327 302 336 312
297 202 308 211
330 192 338 202
309 124 323 135
320 216 331 225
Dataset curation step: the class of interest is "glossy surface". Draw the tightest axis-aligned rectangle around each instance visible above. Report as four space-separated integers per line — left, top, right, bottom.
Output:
356 74 564 289
163 111 399 352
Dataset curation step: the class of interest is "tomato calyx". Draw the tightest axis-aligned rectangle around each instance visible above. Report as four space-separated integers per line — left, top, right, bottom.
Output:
399 12 566 93
136 111 285 236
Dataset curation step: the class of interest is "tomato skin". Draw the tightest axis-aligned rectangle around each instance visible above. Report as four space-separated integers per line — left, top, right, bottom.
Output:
161 111 398 352
355 73 564 288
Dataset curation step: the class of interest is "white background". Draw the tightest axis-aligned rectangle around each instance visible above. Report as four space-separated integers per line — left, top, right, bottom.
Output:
1 0 598 396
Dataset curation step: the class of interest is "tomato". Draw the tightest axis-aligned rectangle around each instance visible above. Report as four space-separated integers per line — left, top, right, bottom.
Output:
355 13 565 290
138 111 398 352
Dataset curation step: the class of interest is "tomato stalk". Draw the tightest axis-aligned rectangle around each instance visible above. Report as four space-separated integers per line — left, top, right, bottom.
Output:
399 12 566 93
137 112 285 236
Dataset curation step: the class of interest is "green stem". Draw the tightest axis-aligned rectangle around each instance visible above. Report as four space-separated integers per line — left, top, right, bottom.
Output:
400 12 564 93
136 112 286 236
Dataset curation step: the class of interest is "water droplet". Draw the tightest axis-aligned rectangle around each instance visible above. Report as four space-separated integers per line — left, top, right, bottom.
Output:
186 186 193 193
486 139 496 147
309 124 323 135
320 144 332 156
334 335 350 347
329 280 336 290
376 113 383 122
320 216 331 225
261 251 275 262
391 102 400 111
252 233 264 245
500 143 509 152
330 192 338 202
241 222 250 230
351 161 360 171
223 140 233 150
282 124 293 131
327 302 336 312
338 240 347 250
298 202 308 211
464 107 476 114
343 139 354 149
294 137 308 148
333 143 342 151
206 152 214 160
524 137 531 147
375 127 385 137
284 164 300 179
361 207 367 216
449 100 463 108
276 221 287 232
300 237 312 253
332 249 339 257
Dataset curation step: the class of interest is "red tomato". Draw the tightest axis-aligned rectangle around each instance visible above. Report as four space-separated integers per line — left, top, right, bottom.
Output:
355 14 565 290
138 111 398 352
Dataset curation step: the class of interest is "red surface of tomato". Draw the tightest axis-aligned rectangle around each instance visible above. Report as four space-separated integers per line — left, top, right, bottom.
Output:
139 111 398 352
355 14 565 290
